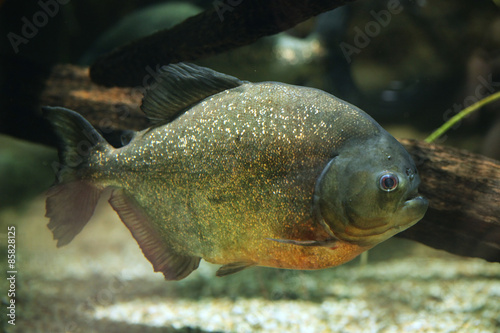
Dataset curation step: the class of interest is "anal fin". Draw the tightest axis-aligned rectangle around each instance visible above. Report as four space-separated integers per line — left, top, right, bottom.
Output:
216 261 255 277
109 189 200 281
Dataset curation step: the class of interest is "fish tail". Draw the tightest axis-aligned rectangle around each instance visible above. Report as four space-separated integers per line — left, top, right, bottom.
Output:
43 106 111 247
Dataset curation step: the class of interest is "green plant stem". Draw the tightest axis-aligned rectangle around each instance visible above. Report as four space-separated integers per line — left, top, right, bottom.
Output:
425 91 500 143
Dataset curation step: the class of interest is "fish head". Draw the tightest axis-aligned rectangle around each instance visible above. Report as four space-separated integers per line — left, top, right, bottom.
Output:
315 132 428 247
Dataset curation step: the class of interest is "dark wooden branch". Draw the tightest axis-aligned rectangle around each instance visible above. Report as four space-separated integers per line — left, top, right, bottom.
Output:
89 0 356 87
41 65 147 131
40 64 500 263
397 139 500 262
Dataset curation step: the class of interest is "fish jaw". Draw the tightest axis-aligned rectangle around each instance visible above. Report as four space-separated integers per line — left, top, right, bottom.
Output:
398 195 428 229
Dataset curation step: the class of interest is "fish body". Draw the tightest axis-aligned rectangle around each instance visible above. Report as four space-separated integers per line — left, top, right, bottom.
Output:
44 64 428 280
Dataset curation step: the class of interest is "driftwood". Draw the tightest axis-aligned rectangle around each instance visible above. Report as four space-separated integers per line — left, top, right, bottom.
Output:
40 64 500 263
398 139 500 262
90 0 356 87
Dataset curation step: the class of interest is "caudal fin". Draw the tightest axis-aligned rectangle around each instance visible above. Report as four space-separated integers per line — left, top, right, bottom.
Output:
43 106 110 247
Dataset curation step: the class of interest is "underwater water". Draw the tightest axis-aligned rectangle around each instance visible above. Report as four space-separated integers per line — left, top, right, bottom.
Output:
1 0 500 332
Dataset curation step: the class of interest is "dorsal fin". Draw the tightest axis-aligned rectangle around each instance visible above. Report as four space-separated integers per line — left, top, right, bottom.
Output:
141 63 244 127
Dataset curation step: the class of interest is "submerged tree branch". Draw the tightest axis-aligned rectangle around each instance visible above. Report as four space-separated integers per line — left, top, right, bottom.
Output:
41 64 500 263
89 0 356 87
397 139 500 262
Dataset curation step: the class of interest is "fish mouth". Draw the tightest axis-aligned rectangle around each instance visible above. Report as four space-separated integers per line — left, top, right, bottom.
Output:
405 195 427 206
402 177 427 207
404 189 424 204
403 186 428 206
400 188 428 228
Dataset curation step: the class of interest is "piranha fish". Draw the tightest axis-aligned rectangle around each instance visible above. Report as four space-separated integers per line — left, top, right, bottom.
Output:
44 63 428 280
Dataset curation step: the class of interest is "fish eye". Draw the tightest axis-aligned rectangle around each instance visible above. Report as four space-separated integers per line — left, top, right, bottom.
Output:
379 173 399 192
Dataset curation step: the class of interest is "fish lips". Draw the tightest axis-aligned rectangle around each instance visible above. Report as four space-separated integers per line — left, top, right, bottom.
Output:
403 194 428 217
398 185 429 229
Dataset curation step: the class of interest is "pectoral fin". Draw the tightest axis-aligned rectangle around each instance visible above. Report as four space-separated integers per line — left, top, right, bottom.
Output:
267 238 338 248
109 188 201 281
216 261 256 277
